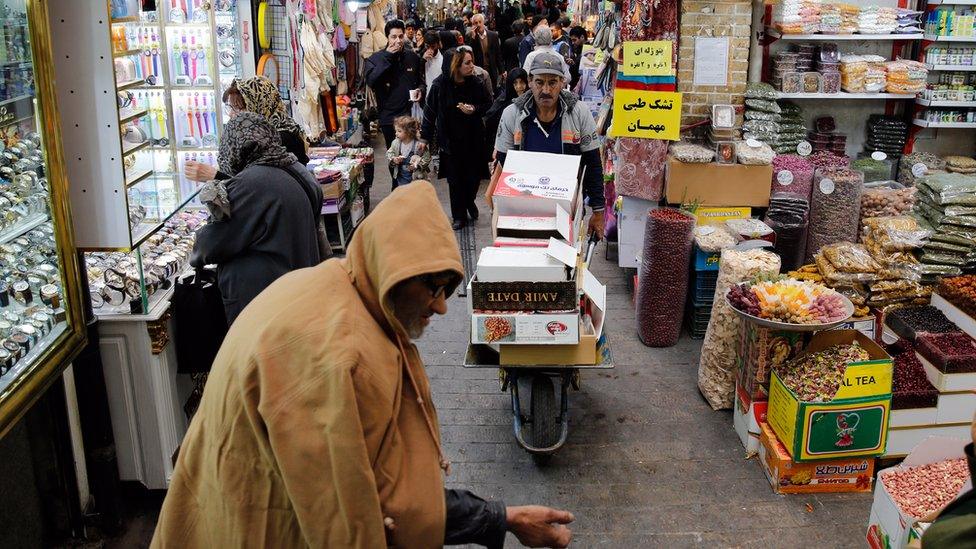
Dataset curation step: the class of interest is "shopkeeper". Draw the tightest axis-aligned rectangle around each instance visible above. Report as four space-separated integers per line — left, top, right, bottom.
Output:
487 51 605 238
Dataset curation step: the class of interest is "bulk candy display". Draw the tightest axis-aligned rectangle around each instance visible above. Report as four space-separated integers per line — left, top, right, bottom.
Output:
698 249 781 410
636 208 696 347
886 305 959 340
773 343 871 402
938 274 976 317
886 340 939 410
915 331 976 373
727 278 851 325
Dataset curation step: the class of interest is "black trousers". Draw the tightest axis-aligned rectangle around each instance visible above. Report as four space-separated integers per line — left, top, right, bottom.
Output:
443 152 481 222
380 123 397 189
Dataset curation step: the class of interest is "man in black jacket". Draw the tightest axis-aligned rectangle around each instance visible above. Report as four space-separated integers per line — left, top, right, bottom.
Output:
467 13 503 90
502 20 526 73
364 19 425 188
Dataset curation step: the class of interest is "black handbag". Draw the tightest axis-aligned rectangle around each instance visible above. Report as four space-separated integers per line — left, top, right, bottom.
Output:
173 268 229 374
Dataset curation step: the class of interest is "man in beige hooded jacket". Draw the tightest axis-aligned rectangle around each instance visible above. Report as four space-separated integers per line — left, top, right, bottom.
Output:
151 182 574 548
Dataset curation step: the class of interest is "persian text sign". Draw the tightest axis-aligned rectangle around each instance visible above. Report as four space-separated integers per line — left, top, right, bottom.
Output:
610 89 682 141
622 40 674 76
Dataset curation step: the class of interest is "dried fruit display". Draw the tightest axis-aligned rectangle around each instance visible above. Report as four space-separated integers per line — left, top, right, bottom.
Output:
915 331 976 373
774 343 871 402
636 208 696 347
772 154 815 198
880 458 971 519
885 339 939 410
805 167 864 263
886 305 958 341
698 249 781 410
938 274 976 318
727 279 852 325
861 182 916 218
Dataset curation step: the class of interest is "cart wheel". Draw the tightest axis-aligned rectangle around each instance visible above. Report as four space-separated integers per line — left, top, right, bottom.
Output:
530 375 559 452
498 369 508 392
571 370 581 391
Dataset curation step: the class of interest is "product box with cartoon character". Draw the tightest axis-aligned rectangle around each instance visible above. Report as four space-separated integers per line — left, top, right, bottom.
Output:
736 321 811 410
759 422 875 494
768 330 893 462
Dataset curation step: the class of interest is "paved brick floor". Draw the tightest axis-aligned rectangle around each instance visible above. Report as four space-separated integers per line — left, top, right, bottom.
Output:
377 149 874 548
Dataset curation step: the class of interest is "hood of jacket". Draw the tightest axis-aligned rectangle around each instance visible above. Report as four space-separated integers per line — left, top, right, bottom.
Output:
513 87 579 115
343 181 464 340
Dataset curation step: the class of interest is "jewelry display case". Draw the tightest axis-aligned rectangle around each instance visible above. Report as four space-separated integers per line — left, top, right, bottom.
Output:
50 0 247 316
0 0 87 438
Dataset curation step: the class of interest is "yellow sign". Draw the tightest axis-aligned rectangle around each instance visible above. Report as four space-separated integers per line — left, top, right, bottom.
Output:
610 89 682 141
623 41 674 76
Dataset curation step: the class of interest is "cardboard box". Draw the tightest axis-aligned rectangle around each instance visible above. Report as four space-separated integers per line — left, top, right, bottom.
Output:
471 311 580 344
475 247 569 283
867 436 973 548
492 199 583 246
470 280 578 312
616 196 657 269
936 391 976 425
829 317 878 341
768 330 893 462
665 158 773 207
496 269 606 360
884 424 973 457
733 384 768 456
889 407 939 429
320 180 343 199
492 151 581 217
695 206 752 226
917 352 976 392
736 322 810 410
759 423 875 494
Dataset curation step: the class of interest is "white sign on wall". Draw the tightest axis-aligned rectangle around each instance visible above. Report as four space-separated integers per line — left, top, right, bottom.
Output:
693 37 730 87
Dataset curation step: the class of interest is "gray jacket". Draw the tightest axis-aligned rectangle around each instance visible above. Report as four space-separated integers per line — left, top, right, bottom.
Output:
191 162 323 324
494 90 605 211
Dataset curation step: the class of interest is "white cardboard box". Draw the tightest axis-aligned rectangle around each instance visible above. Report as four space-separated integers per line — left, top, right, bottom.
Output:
732 389 767 457
492 198 583 246
475 247 569 283
931 293 976 339
492 151 581 217
867 436 972 549
936 391 976 425
917 352 976 392
829 318 877 341
616 196 657 269
884 424 973 457
889 407 939 429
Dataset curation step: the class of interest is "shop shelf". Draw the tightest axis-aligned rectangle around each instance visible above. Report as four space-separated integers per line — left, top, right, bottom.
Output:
766 28 923 40
116 78 146 91
917 98 976 107
926 64 976 71
125 168 154 188
122 140 150 156
0 93 33 108
112 48 142 58
130 187 202 247
776 92 917 99
913 119 976 128
924 34 976 42
111 15 140 24
927 0 976 4
0 213 48 246
119 107 148 124
0 60 30 68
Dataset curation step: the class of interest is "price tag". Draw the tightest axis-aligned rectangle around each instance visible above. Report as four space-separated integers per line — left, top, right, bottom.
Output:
797 141 812 156
912 162 928 178
820 178 835 195
871 151 887 161
746 138 762 148
777 170 794 186
695 226 716 236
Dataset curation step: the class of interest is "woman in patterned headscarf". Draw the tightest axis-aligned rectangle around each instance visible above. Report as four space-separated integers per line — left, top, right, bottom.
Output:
185 76 309 182
191 112 325 324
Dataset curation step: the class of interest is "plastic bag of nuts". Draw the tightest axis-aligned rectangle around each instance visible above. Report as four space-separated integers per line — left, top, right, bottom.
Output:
636 208 696 347
805 167 865 263
861 181 916 218
697 249 781 410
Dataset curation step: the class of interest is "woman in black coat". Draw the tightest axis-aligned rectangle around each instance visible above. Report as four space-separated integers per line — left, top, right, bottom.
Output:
191 113 323 324
421 46 491 230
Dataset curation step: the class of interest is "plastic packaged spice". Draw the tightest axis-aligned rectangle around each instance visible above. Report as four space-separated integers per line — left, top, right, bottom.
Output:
636 208 696 348
851 156 893 183
821 71 842 94
772 154 815 198
899 152 947 186
694 225 738 252
735 140 775 165
745 82 779 100
745 98 782 113
782 72 802 93
809 150 851 169
821 242 881 273
861 181 916 218
916 331 976 373
697 249 781 410
670 141 715 163
805 168 865 262
802 72 822 93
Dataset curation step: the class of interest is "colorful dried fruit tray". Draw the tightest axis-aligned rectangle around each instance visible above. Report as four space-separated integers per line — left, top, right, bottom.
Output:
726 279 855 332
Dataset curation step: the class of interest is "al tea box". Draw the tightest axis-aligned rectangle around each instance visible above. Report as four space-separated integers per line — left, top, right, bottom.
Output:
767 330 893 462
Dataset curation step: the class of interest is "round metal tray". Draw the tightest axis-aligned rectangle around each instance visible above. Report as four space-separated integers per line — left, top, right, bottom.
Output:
725 293 855 332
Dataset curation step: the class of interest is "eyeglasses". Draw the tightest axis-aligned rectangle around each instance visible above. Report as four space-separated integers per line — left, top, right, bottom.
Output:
421 274 456 300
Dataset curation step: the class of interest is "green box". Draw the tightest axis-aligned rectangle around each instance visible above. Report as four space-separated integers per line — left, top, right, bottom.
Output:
767 330 893 462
